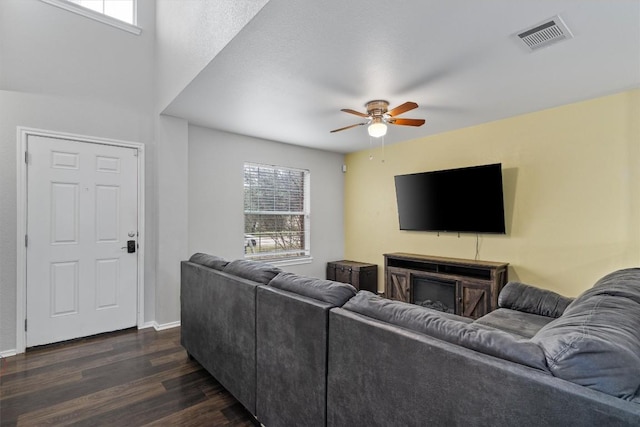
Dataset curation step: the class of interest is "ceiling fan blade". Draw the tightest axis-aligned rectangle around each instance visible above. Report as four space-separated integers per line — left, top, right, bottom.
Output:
341 108 369 118
388 101 418 117
388 118 426 127
330 122 367 133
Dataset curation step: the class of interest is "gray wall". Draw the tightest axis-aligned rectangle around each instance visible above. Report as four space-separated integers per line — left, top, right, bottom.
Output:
155 0 269 112
0 0 155 112
0 0 345 353
155 115 189 325
153 0 270 326
0 0 156 353
188 126 345 279
0 92 156 352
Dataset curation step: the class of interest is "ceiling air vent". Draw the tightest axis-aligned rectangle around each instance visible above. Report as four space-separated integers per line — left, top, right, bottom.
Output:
516 15 573 51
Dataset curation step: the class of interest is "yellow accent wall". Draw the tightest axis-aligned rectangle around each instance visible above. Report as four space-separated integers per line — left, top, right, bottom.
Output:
344 89 640 297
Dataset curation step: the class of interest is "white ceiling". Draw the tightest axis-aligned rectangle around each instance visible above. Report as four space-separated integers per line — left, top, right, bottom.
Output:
163 0 640 154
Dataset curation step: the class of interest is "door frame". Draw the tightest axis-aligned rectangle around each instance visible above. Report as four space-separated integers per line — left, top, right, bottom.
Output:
16 127 145 354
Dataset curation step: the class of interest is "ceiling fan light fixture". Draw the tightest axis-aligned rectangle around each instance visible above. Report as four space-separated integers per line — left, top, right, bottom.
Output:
368 121 387 138
331 100 423 137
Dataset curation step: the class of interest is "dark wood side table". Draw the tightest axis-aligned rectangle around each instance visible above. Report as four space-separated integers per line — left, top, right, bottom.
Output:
327 260 378 293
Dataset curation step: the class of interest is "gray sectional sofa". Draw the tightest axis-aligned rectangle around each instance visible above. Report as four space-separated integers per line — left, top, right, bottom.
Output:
181 254 356 427
181 253 640 426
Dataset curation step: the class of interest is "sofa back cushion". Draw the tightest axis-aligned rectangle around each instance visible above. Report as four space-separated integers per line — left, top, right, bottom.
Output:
188 253 228 271
223 259 281 285
532 268 640 401
343 291 549 371
269 272 356 307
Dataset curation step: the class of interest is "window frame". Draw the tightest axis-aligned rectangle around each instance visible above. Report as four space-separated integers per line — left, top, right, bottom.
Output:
243 162 312 265
39 0 141 35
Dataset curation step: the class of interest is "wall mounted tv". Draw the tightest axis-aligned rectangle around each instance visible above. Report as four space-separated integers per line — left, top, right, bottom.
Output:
394 163 506 234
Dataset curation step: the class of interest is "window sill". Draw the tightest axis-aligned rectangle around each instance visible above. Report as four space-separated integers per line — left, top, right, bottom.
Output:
39 0 142 35
262 256 313 268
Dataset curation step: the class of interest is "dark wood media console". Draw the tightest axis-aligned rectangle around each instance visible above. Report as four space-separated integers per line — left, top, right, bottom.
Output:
384 253 508 319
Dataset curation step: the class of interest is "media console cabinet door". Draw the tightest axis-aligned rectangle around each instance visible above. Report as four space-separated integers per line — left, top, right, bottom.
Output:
460 281 491 319
386 267 410 302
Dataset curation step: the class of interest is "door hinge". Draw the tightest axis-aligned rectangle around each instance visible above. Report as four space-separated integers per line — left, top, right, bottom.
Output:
24 151 29 164
25 318 27 332
25 234 28 247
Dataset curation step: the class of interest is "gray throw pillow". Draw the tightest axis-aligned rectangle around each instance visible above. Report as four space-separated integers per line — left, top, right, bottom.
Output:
532 268 640 400
223 259 281 284
269 272 356 307
188 253 228 271
498 281 573 318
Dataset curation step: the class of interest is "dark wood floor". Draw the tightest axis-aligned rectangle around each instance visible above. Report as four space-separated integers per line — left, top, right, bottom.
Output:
0 327 257 426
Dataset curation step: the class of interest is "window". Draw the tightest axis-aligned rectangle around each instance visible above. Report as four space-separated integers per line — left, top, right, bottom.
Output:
40 0 140 34
67 0 135 24
244 163 310 262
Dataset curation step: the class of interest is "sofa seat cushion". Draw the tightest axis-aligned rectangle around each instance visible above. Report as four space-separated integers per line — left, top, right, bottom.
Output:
475 308 555 339
269 272 356 307
344 291 549 371
188 253 228 271
532 268 640 401
223 259 281 284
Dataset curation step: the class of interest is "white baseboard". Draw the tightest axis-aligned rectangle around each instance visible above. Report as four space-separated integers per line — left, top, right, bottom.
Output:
0 349 17 358
139 321 156 330
154 320 181 331
139 321 181 331
0 322 180 358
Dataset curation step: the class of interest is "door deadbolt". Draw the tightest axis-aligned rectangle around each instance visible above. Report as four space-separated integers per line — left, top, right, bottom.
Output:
122 240 136 253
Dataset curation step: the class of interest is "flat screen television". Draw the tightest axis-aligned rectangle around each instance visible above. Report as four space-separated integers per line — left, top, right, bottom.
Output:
394 163 506 234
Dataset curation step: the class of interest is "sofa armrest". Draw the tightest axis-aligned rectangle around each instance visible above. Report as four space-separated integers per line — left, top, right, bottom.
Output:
498 282 573 318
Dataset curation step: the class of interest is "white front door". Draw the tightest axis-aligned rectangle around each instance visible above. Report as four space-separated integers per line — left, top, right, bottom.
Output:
26 135 139 347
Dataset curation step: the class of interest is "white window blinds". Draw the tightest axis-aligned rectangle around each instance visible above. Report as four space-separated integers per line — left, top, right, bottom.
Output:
244 163 310 261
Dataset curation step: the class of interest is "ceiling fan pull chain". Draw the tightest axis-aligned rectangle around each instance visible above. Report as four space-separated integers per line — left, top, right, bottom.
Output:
369 135 374 161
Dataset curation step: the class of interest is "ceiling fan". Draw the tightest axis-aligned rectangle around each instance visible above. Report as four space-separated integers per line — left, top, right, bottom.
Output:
330 100 425 138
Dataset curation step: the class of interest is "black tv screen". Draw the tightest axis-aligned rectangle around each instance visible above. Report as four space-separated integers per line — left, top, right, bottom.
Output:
394 163 506 234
